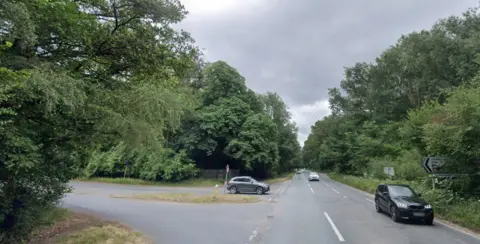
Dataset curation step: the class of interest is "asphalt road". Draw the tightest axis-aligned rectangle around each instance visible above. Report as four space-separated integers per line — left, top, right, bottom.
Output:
63 180 288 244
64 175 480 244
251 172 480 244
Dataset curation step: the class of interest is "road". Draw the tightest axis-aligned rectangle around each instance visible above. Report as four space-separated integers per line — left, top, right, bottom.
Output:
252 172 480 244
64 175 480 244
63 181 286 244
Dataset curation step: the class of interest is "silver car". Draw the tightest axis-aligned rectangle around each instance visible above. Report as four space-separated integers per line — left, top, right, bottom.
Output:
308 172 320 181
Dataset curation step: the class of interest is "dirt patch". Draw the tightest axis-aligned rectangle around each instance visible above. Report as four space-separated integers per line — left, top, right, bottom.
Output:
110 192 261 204
28 209 150 244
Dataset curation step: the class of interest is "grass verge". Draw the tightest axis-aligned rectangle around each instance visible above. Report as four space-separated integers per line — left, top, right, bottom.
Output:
110 192 260 204
28 208 150 244
264 172 295 184
75 177 223 187
328 173 480 233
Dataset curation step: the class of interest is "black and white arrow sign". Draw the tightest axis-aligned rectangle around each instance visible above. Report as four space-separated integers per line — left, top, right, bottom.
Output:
422 157 432 174
422 157 445 174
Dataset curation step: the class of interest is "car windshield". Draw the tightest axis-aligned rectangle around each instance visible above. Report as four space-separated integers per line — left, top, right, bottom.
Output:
388 185 416 197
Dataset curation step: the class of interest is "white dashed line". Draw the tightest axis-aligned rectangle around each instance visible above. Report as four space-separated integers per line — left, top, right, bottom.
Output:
248 229 258 241
324 212 345 242
279 187 285 194
310 187 315 194
331 188 340 194
343 195 348 199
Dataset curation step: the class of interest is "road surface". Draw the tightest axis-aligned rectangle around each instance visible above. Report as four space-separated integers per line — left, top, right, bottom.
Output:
63 181 286 244
64 175 480 244
251 172 480 244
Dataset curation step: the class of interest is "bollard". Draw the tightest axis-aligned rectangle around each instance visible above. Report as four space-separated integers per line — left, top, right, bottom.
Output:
213 184 219 198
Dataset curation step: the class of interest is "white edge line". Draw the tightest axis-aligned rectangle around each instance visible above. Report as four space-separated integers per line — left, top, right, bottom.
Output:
434 220 480 240
365 198 375 204
324 212 345 242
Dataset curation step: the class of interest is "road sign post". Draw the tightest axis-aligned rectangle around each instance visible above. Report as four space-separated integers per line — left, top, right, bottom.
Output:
224 164 230 194
124 160 129 178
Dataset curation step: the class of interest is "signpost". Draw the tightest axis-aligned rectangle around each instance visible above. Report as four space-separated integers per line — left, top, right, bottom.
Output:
124 160 129 178
383 167 395 177
422 157 453 190
224 164 230 194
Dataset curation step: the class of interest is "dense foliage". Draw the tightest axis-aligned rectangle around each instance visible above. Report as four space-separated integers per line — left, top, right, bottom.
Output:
303 6 480 196
0 0 301 242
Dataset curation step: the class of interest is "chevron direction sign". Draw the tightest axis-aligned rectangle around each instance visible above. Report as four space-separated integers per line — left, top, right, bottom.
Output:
422 157 445 174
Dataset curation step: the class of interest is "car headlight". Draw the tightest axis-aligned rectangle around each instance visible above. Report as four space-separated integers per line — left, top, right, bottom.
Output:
396 203 408 209
424 204 432 209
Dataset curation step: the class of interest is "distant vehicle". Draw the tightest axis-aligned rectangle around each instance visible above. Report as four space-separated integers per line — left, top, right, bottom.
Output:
308 172 319 181
296 169 302 174
227 176 270 195
374 184 434 225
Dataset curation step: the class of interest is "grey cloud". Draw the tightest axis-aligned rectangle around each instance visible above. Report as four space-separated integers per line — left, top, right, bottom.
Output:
179 0 476 105
177 0 477 143
182 0 477 105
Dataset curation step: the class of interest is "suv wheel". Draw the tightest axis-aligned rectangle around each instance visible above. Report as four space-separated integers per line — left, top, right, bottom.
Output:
230 186 238 194
256 187 264 195
424 217 434 226
375 200 381 213
390 206 400 222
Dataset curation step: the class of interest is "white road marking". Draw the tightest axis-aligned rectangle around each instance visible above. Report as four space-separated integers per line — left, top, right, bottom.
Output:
365 198 375 204
309 187 315 194
279 187 285 194
324 212 345 242
248 229 258 241
331 188 340 194
343 195 348 199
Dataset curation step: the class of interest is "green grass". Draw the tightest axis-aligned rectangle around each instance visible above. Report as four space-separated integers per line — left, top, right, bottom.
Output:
264 172 295 184
30 208 73 236
75 177 223 187
328 173 480 233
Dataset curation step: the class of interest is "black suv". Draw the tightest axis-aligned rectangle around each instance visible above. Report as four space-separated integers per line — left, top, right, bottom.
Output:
227 176 270 195
374 184 434 225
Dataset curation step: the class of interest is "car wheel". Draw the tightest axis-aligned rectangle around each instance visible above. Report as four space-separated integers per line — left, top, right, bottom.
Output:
230 186 238 194
256 187 264 195
375 200 381 213
390 206 400 222
424 217 434 226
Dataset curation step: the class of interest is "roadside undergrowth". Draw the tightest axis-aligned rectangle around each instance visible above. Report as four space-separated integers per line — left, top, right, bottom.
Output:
28 208 150 244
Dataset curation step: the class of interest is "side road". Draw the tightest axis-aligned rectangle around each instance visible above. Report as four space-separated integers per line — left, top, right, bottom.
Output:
64 179 292 244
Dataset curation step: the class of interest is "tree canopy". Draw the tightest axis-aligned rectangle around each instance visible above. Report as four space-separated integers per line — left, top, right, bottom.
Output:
0 1 301 242
303 6 480 194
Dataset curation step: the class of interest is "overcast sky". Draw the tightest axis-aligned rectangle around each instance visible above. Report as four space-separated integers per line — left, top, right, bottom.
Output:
177 0 478 145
